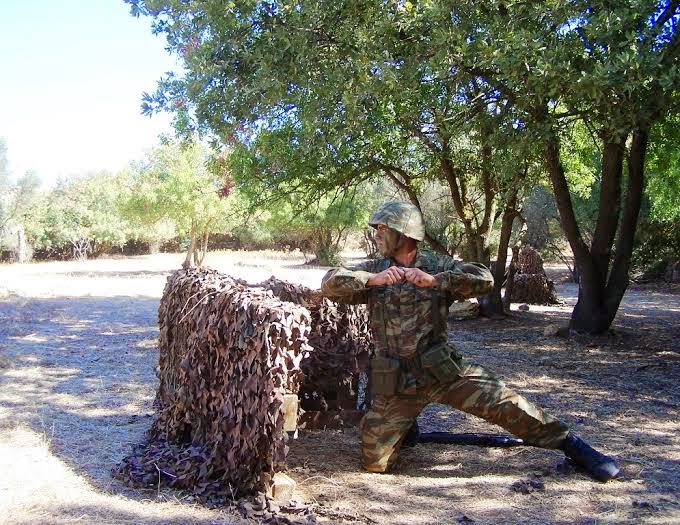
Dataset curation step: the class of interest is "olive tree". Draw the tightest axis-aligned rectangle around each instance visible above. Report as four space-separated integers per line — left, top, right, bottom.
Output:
122 139 232 267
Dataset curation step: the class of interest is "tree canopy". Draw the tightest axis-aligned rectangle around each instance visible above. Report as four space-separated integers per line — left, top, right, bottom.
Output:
122 139 233 267
126 0 679 332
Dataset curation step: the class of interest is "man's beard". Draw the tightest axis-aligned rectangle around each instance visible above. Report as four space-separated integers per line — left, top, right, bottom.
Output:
379 229 403 257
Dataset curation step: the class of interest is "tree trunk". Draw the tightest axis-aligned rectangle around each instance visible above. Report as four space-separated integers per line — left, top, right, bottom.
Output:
182 219 197 269
440 139 492 263
543 128 605 332
502 244 520 312
590 140 625 285
459 230 491 265
543 117 648 334
195 219 212 267
479 188 518 317
603 126 648 318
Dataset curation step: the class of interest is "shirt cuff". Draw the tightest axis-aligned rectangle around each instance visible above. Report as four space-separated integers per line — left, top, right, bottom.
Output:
354 271 373 287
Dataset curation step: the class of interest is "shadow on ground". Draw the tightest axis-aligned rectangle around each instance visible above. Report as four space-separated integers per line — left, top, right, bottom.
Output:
1 284 679 525
55 270 173 278
0 296 161 493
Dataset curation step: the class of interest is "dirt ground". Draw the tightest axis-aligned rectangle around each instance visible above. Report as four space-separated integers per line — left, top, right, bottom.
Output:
0 252 678 525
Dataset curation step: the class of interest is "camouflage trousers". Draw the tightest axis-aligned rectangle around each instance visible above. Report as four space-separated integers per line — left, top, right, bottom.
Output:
360 357 569 473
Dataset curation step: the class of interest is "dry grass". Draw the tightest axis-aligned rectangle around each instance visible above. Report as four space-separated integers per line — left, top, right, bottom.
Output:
0 251 679 525
0 424 249 525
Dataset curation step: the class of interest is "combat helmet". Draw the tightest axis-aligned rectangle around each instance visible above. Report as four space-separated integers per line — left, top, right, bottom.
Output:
368 201 425 241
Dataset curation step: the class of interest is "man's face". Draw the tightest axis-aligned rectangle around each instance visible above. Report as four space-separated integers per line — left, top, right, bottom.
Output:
375 224 402 257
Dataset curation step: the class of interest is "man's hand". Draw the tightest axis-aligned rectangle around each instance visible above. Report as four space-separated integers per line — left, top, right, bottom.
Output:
403 268 437 288
366 266 405 286
366 267 437 287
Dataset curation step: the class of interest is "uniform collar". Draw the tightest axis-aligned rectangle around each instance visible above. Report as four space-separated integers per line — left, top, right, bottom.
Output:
414 251 429 268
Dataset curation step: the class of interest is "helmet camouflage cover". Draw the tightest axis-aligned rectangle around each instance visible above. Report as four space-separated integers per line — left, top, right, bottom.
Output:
368 201 425 241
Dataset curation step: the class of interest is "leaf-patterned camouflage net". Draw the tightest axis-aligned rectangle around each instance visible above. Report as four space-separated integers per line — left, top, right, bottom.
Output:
510 246 560 305
259 276 372 398
115 267 372 498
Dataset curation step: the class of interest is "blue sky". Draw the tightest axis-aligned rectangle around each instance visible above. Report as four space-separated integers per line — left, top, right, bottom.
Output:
0 0 178 186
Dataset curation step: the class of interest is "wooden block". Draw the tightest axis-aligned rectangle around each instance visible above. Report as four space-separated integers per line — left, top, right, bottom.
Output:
270 472 296 503
282 394 299 432
297 409 364 430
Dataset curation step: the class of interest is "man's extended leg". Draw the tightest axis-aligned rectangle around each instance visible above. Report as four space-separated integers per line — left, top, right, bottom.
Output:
433 359 569 447
360 393 427 472
432 358 618 480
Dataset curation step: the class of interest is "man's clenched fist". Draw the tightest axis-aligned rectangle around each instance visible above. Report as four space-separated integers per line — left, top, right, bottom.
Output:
367 266 437 288
403 267 437 288
366 266 405 286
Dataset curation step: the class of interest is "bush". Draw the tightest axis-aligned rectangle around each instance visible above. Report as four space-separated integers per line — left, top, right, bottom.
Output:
633 219 680 278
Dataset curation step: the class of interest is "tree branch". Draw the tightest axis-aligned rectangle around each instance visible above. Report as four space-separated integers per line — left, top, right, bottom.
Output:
605 126 648 309
650 1 680 37
541 114 591 266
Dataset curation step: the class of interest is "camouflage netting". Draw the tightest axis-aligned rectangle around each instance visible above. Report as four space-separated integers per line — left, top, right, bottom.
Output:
510 246 560 305
260 276 372 407
665 261 680 283
114 267 372 499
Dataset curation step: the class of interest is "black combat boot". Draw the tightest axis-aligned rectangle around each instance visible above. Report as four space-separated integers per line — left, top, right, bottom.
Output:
561 433 620 482
402 421 420 448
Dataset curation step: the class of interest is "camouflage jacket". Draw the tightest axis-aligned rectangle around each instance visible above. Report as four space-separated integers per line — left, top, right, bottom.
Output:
321 251 493 360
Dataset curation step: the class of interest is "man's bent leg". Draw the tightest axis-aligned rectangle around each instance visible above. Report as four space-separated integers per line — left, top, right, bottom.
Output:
360 393 426 472
434 360 569 448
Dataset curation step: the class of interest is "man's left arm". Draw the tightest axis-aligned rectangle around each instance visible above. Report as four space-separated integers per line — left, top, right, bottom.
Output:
403 256 494 299
434 260 494 299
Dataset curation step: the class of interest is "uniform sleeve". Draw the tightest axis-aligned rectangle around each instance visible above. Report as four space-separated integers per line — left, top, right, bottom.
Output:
433 257 494 300
321 260 376 304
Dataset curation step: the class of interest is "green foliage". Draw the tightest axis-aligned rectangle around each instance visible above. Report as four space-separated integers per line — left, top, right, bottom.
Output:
122 141 226 235
0 138 43 258
127 0 549 264
633 218 680 271
25 173 130 258
561 122 599 200
236 184 373 265
631 115 680 271
0 138 9 189
127 0 678 301
1 171 41 235
1 141 35 234
646 114 680 222
121 139 233 265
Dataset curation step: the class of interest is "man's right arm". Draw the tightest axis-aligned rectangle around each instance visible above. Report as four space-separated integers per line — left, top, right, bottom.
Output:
321 261 377 304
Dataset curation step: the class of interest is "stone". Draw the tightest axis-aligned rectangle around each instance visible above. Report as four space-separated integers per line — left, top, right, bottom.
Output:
269 472 296 503
449 300 480 320
282 394 299 432
543 324 560 336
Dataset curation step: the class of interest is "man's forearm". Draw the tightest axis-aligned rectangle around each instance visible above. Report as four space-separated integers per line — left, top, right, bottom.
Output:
434 263 494 298
321 268 372 303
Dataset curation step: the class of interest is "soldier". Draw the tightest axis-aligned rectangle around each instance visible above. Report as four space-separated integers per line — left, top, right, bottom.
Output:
321 201 619 482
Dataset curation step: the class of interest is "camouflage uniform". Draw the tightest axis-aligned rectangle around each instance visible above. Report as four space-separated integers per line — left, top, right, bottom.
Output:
321 249 569 473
